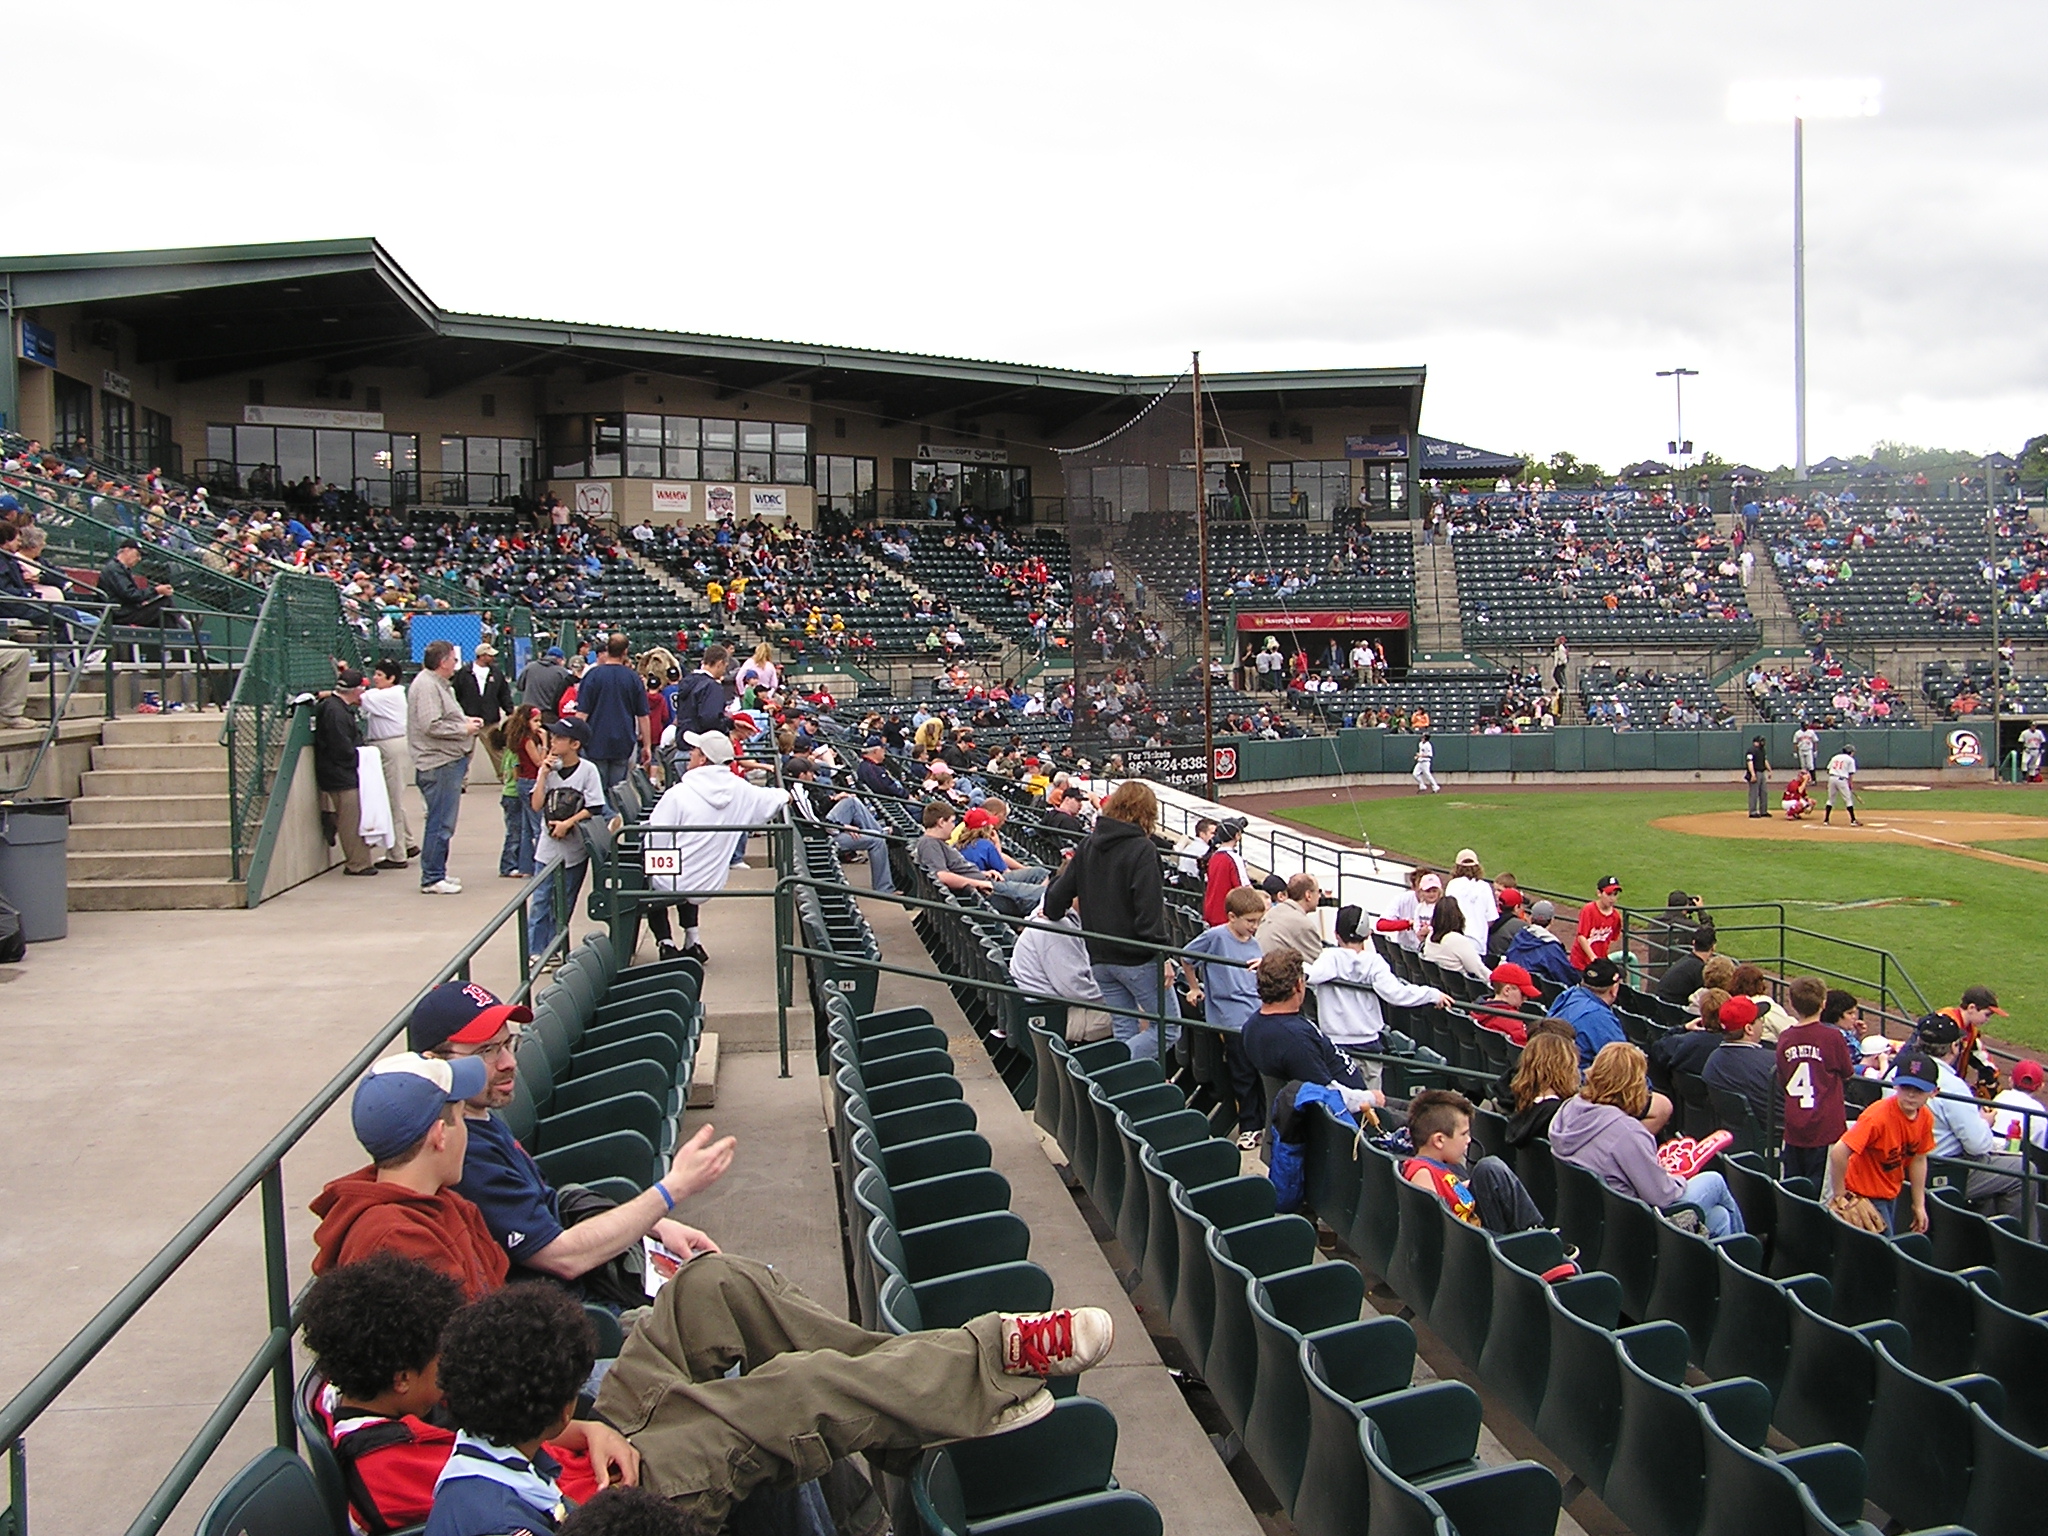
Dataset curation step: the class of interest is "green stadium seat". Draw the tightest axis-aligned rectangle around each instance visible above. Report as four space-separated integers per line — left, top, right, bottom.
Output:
1960 1399 2048 1536
1203 1216 1318 1439
1167 1177 1277 1377
196 1449 331 1536
1243 1265 1367 1512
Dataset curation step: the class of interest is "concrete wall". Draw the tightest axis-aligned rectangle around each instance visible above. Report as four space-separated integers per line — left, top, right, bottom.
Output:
255 741 343 902
0 720 99 801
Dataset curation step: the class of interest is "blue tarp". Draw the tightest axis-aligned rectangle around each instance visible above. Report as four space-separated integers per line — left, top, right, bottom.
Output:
1420 437 1524 476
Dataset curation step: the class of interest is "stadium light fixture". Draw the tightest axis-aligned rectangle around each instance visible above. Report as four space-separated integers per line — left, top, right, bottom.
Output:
1728 78 1882 482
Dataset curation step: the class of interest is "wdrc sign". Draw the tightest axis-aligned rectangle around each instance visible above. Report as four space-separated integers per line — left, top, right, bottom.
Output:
1120 746 1238 791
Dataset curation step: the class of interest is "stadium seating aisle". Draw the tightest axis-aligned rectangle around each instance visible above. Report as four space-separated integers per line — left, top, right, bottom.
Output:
851 893 1268 1536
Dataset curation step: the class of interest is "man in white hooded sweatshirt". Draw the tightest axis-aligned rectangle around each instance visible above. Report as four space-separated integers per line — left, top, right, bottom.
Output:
642 729 790 961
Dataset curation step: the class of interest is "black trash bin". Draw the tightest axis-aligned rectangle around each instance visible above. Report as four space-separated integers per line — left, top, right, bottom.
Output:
0 797 71 942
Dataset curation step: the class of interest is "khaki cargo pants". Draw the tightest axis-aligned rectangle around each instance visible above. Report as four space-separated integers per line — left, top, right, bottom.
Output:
594 1253 1042 1533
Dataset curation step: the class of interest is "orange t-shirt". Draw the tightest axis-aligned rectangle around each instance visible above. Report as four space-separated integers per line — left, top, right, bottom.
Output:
1837 1095 1935 1200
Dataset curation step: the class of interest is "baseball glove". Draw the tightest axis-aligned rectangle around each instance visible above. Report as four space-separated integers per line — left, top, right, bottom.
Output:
1829 1193 1888 1233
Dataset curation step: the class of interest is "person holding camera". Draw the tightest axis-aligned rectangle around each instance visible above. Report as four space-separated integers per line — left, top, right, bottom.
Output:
527 718 608 964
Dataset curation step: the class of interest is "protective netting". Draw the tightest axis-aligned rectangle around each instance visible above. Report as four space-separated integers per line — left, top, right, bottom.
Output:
1054 370 1217 737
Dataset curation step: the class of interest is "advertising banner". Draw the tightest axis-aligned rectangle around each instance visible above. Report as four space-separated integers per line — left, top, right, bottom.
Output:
1235 610 1410 631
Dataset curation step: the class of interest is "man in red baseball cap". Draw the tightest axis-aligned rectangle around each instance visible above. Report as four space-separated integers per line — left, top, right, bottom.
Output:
409 981 731 1302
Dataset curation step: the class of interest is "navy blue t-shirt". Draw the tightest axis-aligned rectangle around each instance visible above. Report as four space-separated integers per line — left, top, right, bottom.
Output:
452 1113 564 1261
572 662 648 761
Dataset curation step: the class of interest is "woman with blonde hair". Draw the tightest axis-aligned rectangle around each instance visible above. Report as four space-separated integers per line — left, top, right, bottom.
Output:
1548 1041 1747 1236
1505 1030 1580 1147
734 641 779 698
1043 777 1174 1060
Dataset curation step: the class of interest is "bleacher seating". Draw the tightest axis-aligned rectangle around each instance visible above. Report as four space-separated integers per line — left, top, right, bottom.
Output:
1447 493 1757 647
1294 671 1556 733
1122 524 1414 622
1764 492 2048 642
1748 657 1917 728
1580 666 1734 730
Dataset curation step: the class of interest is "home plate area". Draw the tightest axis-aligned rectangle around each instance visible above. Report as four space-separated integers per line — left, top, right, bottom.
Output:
1652 808 2048 871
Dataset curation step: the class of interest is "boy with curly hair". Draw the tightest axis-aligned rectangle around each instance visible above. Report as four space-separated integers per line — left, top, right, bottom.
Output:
428 1283 597 1536
299 1256 633 1535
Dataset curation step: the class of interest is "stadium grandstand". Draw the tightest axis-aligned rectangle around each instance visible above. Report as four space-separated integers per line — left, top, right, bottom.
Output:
10 235 2048 1536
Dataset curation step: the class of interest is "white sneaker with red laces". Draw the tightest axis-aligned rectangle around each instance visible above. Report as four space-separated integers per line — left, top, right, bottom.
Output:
999 1307 1114 1378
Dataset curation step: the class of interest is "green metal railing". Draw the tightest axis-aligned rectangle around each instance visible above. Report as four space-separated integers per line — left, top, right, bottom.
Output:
7 482 268 620
221 576 366 882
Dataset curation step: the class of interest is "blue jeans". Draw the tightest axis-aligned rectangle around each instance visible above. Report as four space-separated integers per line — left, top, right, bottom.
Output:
1092 960 1181 1064
1673 1171 1746 1239
499 793 528 876
528 858 589 960
591 756 633 798
415 760 467 886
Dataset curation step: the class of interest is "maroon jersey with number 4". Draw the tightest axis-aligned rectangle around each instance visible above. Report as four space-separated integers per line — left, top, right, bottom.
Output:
1776 1023 1856 1148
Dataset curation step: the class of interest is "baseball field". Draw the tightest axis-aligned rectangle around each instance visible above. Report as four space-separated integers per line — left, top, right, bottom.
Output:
1273 783 2048 1051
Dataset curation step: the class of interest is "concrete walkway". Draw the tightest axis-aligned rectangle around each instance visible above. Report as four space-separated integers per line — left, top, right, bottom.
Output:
0 779 581 1536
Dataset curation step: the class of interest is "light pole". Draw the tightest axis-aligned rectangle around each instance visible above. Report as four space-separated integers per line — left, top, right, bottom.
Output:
1656 366 1697 502
1729 79 1881 481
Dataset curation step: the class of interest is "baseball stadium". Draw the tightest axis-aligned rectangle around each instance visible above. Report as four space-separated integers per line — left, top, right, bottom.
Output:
6 19 2048 1536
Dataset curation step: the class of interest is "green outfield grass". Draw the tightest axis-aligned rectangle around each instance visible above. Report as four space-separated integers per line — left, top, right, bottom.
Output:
1276 787 2048 1050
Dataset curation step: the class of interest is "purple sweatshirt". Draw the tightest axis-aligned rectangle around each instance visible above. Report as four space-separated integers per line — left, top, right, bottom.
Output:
1547 1096 1685 1208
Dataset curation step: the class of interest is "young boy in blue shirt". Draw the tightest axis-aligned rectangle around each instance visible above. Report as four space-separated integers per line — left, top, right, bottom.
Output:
427 1283 595 1536
1184 886 1269 1147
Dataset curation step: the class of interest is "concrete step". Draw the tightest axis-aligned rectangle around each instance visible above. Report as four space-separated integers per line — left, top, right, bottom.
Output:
66 819 233 851
67 876 246 911
69 793 232 825
24 691 103 721
69 848 237 881
79 766 230 796
101 716 224 745
90 740 229 770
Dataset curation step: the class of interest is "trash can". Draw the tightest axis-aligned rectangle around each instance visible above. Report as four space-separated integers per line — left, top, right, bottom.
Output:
0 798 71 942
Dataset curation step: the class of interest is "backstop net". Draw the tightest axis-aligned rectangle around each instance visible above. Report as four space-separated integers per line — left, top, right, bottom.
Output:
1055 369 1215 738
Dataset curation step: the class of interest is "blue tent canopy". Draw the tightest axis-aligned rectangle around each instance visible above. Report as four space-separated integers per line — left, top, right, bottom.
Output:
1420 437 1524 476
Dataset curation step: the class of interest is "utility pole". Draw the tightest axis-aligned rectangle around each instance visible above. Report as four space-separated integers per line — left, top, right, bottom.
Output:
1793 115 1808 481
1989 459 2001 736
1193 352 1216 802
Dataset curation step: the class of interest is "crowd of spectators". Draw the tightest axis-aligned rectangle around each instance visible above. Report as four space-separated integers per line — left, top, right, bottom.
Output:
1746 653 1911 728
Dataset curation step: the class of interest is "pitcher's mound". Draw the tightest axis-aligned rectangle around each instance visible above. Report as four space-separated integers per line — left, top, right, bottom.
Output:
1653 808 2048 871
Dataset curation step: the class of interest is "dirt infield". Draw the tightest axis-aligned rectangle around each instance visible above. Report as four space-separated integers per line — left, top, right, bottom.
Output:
1653 808 2048 872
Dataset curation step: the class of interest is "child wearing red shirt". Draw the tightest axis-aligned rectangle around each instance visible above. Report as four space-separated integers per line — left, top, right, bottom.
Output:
299 1255 633 1534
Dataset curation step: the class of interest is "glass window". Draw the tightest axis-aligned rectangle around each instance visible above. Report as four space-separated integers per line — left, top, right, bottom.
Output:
441 434 466 474
739 420 774 453
547 416 586 479
235 424 276 469
664 447 700 480
317 430 355 485
590 415 623 478
663 416 699 448
773 423 808 454
54 375 92 450
466 437 500 478
277 428 315 483
700 418 736 481
509 440 533 492
626 415 663 473
206 425 234 465
772 423 809 485
392 435 419 474
103 396 135 465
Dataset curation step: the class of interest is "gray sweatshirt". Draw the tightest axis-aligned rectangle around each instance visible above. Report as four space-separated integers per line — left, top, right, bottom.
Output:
1547 1095 1685 1208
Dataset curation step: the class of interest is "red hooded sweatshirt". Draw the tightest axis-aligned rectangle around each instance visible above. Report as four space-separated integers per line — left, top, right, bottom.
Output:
309 1168 509 1301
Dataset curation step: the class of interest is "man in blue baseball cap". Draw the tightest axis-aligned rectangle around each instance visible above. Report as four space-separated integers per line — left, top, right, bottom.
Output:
518 645 573 723
310 1052 507 1298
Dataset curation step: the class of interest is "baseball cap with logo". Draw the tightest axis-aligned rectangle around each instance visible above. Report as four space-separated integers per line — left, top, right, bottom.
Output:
407 980 535 1053
963 807 997 831
351 1052 487 1161
1893 1051 1940 1092
1581 957 1622 987
1335 905 1367 942
1596 875 1622 893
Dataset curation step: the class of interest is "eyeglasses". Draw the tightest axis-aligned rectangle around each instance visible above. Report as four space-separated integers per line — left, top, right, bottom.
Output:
447 1028 524 1061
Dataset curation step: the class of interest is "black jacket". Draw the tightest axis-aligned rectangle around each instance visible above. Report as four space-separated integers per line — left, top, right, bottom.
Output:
1042 815 1166 967
1242 1008 1368 1093
99 557 156 611
312 695 363 793
453 664 514 724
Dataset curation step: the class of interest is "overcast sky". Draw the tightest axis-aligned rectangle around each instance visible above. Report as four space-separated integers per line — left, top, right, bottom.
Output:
17 0 2046 470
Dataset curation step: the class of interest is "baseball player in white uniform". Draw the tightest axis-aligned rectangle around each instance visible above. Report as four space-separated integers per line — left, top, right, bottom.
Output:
1412 732 1440 794
1824 743 1861 826
1794 724 1819 775
2021 724 2045 783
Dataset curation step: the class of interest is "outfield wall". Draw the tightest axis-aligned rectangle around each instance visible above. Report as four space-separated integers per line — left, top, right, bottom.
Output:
1217 722 1984 786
